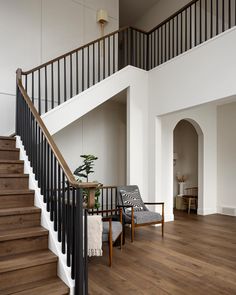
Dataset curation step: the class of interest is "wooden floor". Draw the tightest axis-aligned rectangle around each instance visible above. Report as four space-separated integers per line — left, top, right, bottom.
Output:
88 211 236 295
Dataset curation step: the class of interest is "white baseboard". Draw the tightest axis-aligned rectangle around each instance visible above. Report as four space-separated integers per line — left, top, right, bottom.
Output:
217 206 236 217
197 207 218 215
15 136 74 295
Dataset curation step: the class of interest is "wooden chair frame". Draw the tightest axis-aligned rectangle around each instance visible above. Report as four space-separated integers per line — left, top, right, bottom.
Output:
88 208 123 267
118 203 164 243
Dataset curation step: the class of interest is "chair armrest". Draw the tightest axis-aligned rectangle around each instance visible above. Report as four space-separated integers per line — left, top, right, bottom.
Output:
144 202 164 205
144 202 164 221
102 216 113 222
116 205 133 209
88 209 118 215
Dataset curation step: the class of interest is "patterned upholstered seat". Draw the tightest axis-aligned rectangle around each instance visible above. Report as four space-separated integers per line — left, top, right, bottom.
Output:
117 185 164 242
102 221 122 242
126 210 162 225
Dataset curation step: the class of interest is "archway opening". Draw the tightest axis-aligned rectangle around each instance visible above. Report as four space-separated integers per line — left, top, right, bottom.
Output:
173 119 199 215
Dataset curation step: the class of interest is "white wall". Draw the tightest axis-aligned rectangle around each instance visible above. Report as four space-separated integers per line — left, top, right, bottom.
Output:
149 27 236 116
135 0 191 31
53 99 126 185
173 120 198 198
43 66 149 197
0 0 118 135
217 101 236 216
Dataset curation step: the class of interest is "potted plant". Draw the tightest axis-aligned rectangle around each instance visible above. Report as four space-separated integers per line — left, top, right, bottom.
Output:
74 155 101 209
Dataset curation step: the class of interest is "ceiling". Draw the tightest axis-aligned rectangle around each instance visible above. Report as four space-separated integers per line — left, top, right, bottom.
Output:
119 0 160 27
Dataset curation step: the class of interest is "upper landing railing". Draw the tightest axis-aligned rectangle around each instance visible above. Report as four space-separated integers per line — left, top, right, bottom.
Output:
20 0 236 115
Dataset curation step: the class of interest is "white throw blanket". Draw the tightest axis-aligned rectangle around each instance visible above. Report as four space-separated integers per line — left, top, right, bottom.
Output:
87 215 103 257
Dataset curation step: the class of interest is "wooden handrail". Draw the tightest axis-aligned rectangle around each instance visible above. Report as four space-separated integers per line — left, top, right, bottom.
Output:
16 68 97 189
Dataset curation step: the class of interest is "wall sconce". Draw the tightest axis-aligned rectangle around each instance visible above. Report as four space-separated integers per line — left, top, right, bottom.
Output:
97 9 108 37
173 152 178 166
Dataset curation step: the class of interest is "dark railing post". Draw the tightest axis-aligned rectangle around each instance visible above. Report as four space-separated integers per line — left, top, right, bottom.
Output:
75 188 86 295
16 68 22 135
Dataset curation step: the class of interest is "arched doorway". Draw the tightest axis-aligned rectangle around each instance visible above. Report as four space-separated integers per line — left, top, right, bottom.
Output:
173 120 198 214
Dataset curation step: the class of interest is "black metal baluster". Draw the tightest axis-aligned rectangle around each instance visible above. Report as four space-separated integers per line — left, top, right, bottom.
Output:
108 36 110 76
70 54 73 98
177 15 179 55
211 0 213 38
106 188 108 217
228 0 231 28
87 47 90 88
200 0 202 43
168 22 171 60
66 181 71 267
38 69 41 115
93 43 95 85
190 6 192 48
113 34 116 73
46 142 50 211
58 60 61 106
216 0 219 35
194 2 197 46
103 38 106 78
58 166 62 242
205 0 207 40
50 151 54 221
71 189 75 279
98 41 100 82
32 72 34 105
181 13 183 53
64 57 67 102
139 32 142 68
51 63 54 110
45 66 48 113
222 0 225 32
172 18 175 58
62 173 66 253
76 51 79 94
54 157 58 231
82 48 85 91
165 23 167 60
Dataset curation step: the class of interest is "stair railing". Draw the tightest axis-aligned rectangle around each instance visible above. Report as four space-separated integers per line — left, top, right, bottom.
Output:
20 0 235 116
21 26 148 115
16 68 97 295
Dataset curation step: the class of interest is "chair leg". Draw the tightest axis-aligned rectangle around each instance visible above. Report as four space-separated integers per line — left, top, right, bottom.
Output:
131 223 135 242
120 233 123 250
108 241 112 267
162 220 164 238
188 198 191 214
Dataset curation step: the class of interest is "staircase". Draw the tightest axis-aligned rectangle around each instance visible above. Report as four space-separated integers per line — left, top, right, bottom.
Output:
0 136 69 295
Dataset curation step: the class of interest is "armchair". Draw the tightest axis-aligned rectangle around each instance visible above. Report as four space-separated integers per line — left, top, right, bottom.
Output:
117 185 164 242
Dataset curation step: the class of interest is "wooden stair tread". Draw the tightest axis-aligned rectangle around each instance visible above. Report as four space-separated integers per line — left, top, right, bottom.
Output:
0 160 23 164
0 174 28 178
0 189 34 196
0 137 15 141
1 278 69 295
0 147 19 152
0 250 57 273
0 207 41 216
0 226 48 242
